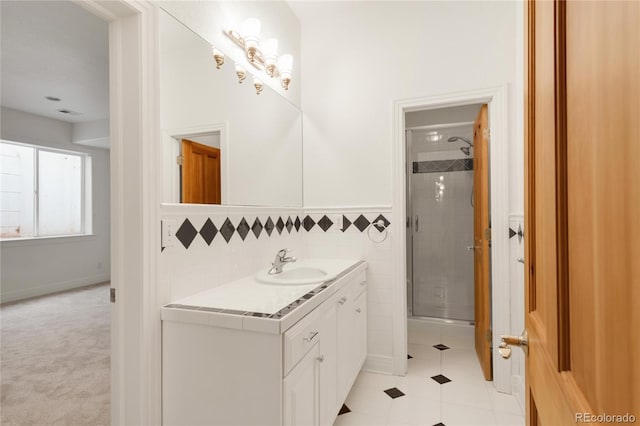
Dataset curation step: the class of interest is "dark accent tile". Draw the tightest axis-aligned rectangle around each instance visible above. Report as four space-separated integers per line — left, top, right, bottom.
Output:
407 354 413 359
294 216 301 231
199 218 218 245
373 214 390 231
433 344 450 351
236 217 250 241
465 158 473 170
342 215 352 232
285 216 293 233
245 311 271 318
434 423 446 426
220 218 235 243
251 218 263 239
517 224 524 243
338 404 351 415
176 219 198 249
353 214 370 232
413 158 474 174
383 387 405 399
509 227 517 238
264 217 275 236
431 374 451 384
220 309 247 316
275 217 285 234
303 215 315 231
196 307 223 313
318 215 333 232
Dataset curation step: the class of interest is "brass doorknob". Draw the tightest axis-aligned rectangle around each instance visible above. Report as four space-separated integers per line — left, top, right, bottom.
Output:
498 330 528 359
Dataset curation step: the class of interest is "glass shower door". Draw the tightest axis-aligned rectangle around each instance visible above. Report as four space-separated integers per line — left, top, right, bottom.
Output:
408 127 475 322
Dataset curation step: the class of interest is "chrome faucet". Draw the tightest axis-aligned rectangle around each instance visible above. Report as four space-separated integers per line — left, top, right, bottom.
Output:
269 248 296 275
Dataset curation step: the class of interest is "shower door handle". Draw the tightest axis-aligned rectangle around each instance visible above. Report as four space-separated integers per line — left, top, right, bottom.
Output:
415 216 419 232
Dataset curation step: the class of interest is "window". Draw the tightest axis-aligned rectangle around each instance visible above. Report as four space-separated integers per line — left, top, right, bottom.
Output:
0 140 92 239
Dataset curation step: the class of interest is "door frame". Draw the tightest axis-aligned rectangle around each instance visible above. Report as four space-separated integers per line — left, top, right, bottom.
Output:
74 1 162 424
391 86 512 392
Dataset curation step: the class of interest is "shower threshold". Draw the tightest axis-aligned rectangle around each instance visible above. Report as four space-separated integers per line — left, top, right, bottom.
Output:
409 315 475 327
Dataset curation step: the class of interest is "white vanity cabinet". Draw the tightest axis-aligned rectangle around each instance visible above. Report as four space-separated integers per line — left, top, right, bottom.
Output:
162 262 366 426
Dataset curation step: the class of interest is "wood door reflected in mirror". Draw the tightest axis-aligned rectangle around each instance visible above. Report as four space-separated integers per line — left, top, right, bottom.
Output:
181 139 221 204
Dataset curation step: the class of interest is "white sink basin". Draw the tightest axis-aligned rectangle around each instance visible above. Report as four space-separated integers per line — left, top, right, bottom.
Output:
255 259 360 285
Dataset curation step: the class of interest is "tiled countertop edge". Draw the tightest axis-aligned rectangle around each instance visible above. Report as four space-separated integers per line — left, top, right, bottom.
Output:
161 260 367 334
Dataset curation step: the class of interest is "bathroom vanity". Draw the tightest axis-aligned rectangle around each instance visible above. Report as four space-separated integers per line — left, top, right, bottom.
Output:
161 259 367 425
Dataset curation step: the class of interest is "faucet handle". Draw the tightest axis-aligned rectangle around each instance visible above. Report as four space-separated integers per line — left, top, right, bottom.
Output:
277 248 292 258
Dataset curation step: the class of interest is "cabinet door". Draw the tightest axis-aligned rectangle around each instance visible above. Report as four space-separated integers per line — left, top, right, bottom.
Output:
318 304 338 425
284 343 320 426
336 286 355 403
353 291 367 371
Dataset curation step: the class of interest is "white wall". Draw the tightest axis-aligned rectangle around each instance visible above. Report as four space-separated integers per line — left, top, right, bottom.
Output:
292 1 525 387
0 107 110 302
72 118 110 150
293 0 520 208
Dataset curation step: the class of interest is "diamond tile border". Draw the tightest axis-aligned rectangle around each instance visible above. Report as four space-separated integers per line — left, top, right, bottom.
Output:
162 213 391 251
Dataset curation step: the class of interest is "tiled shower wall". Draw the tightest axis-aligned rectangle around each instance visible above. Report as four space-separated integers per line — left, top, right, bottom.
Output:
158 205 394 371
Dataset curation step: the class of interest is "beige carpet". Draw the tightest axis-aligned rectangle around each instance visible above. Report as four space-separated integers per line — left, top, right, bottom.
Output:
1 283 110 425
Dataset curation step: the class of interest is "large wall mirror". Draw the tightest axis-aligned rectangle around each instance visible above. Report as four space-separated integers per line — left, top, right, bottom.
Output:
159 9 303 207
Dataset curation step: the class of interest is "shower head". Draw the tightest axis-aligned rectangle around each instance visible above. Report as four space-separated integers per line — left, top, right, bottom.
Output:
447 136 472 146
460 146 471 156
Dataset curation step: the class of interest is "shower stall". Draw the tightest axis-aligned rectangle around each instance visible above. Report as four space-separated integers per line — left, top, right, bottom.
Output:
406 122 475 322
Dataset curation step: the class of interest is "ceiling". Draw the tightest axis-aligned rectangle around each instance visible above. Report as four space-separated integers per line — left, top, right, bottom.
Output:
1 1 109 123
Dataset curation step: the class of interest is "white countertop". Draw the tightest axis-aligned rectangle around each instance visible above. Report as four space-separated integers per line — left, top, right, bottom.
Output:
161 259 366 334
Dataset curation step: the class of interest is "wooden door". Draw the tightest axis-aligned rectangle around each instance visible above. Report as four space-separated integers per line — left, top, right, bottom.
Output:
473 104 492 381
181 139 221 204
525 1 639 424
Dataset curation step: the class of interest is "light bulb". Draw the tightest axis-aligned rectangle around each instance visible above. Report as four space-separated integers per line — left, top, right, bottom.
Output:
262 38 279 77
277 54 293 90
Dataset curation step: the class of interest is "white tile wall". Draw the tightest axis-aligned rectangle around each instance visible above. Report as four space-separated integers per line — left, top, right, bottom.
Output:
159 205 306 304
508 214 525 413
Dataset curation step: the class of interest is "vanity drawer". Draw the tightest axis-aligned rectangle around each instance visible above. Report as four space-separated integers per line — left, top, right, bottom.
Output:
283 309 322 375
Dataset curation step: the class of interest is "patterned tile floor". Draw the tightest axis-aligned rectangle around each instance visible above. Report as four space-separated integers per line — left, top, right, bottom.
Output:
334 320 525 426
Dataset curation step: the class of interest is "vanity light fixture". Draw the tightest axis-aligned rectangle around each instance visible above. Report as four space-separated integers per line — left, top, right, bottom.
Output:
235 64 247 83
277 54 293 91
254 77 264 95
262 38 278 77
212 47 225 69
224 18 294 90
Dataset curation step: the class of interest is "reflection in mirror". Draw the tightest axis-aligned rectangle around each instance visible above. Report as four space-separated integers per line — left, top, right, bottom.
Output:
159 9 303 207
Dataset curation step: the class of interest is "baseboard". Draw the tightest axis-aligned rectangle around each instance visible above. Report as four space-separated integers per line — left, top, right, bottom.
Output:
512 374 526 415
362 354 394 375
0 274 111 304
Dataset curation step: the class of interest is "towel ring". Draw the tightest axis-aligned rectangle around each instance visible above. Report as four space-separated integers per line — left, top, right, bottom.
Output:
367 220 388 243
